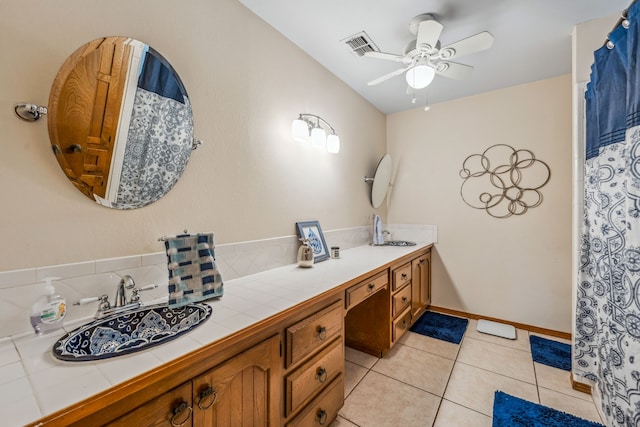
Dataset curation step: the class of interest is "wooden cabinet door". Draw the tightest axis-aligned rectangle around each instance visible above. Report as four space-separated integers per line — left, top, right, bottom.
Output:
192 335 281 427
105 382 193 427
411 252 431 319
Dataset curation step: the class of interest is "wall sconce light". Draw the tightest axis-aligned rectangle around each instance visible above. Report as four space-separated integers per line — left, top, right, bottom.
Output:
292 113 340 154
14 103 48 122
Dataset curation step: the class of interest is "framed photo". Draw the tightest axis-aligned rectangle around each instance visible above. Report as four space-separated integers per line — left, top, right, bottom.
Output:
296 221 329 263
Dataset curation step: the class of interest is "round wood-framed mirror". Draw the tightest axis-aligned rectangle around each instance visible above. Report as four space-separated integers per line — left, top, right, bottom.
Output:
48 36 194 209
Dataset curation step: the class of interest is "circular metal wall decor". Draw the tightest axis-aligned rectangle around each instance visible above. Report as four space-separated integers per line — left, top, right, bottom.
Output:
459 144 551 219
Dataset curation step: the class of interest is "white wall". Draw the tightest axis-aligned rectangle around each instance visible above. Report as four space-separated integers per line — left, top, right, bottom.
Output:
387 75 572 332
0 0 387 271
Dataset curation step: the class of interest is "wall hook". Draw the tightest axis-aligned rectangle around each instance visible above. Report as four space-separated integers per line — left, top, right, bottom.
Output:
192 138 203 150
14 103 47 122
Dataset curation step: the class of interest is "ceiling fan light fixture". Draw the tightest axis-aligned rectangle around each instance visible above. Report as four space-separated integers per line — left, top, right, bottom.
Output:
406 64 435 89
439 47 455 60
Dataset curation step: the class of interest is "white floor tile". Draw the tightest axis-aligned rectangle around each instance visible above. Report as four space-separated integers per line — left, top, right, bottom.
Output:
340 314 602 427
373 343 454 396
443 362 539 416
341 371 440 426
457 336 536 384
539 387 603 424
434 399 492 427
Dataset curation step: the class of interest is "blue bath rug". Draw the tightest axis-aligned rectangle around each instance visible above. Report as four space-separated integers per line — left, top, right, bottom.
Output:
409 311 468 344
492 391 604 427
530 335 571 371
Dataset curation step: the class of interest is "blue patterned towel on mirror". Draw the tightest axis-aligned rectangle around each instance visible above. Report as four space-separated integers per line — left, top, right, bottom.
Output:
164 232 224 308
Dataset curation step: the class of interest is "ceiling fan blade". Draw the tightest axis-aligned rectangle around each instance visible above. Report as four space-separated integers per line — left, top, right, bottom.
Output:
438 31 494 60
367 67 409 86
364 51 406 63
416 20 443 51
435 61 474 80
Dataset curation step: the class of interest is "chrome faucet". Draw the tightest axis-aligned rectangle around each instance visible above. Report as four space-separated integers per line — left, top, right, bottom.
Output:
372 214 384 245
74 275 158 319
115 275 136 307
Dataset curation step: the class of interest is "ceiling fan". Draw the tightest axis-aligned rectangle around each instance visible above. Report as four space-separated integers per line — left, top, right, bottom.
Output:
365 13 494 90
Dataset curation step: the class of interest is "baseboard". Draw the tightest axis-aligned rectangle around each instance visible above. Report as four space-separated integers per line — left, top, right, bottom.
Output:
570 372 592 394
428 305 571 340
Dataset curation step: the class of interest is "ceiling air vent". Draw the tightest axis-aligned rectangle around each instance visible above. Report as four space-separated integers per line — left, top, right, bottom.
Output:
342 31 379 57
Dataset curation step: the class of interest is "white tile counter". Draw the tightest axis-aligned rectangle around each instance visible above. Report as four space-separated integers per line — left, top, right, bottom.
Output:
2 243 432 427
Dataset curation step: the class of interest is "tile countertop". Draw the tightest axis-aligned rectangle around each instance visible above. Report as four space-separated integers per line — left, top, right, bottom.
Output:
1 242 432 427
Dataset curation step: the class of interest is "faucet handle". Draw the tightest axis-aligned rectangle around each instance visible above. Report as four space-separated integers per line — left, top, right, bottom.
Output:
130 284 158 303
75 296 100 305
74 294 111 318
75 294 109 307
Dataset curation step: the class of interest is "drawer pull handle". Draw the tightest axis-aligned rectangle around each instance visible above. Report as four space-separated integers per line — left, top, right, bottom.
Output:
402 320 408 328
197 386 218 410
316 409 328 425
401 273 408 280
402 296 408 303
170 401 192 427
367 283 375 292
316 326 327 340
315 367 328 383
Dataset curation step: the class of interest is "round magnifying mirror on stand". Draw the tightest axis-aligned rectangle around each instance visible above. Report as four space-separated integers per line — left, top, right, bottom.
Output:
365 154 392 208
48 36 194 209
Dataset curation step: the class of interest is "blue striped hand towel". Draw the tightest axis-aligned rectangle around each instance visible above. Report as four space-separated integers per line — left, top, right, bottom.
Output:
164 232 224 308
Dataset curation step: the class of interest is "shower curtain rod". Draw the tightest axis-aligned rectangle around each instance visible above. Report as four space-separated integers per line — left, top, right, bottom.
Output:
604 0 635 47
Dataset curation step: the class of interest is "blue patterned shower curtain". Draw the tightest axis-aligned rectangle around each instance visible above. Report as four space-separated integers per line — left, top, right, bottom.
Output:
574 2 640 425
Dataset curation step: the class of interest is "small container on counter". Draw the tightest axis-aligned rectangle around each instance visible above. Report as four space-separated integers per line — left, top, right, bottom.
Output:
331 246 340 259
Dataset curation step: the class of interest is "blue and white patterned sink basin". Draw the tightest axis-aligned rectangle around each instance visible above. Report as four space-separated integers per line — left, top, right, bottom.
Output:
53 303 212 361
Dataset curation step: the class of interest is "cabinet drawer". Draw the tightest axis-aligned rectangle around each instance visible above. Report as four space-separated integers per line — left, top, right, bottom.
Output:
105 382 193 427
392 283 412 318
392 263 412 291
286 301 343 367
392 307 412 343
285 375 344 427
345 271 388 310
286 338 344 416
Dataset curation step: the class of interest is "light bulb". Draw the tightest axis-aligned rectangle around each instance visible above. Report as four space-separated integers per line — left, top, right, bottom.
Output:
406 64 435 89
311 127 326 148
292 119 309 142
327 134 340 154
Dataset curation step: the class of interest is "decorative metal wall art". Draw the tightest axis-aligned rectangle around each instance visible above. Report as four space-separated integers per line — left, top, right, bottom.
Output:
459 144 550 218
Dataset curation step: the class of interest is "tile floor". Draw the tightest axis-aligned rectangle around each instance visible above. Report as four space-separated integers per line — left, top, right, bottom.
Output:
332 317 603 427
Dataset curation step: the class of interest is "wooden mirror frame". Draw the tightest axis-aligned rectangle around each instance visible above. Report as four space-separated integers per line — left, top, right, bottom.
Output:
48 36 194 209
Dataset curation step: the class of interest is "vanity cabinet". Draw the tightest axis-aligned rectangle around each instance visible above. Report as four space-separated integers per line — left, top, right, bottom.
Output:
344 270 387 310
390 262 412 344
411 251 431 319
344 271 391 356
344 247 432 357
105 335 280 427
191 334 280 426
29 244 432 427
104 382 193 427
283 300 344 425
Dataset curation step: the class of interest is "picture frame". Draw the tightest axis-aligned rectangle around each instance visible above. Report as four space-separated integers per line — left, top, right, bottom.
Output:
295 220 329 263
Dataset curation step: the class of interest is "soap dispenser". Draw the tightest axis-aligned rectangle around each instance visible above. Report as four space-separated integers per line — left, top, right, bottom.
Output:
297 238 315 268
30 277 66 335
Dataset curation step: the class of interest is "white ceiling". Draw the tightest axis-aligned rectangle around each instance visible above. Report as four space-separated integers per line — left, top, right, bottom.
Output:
238 0 629 114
